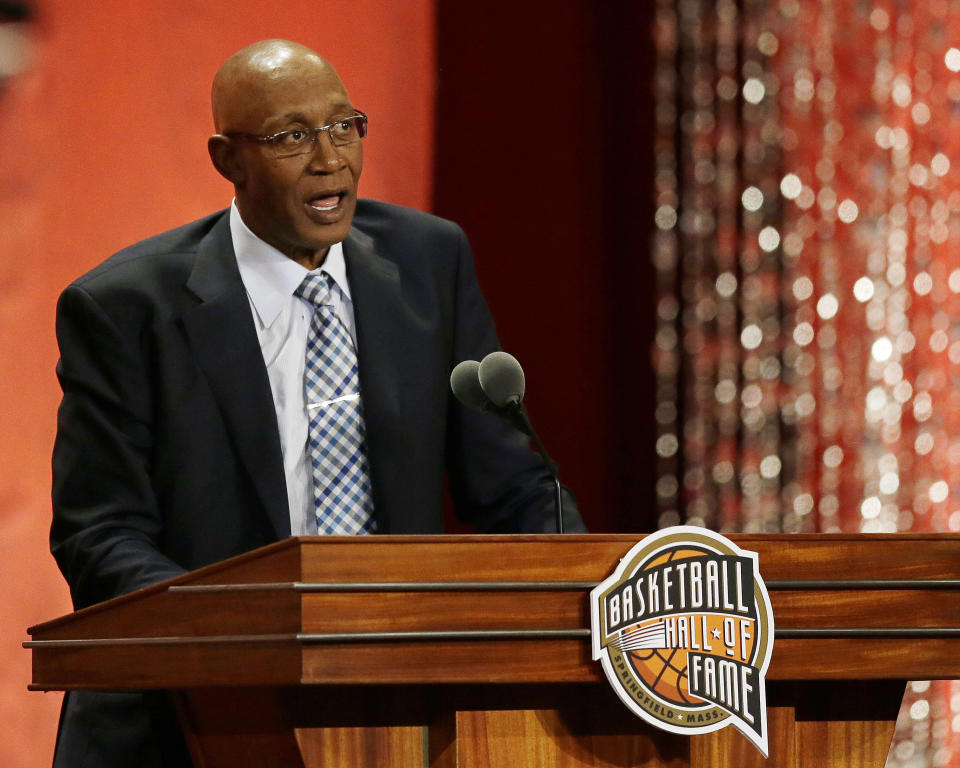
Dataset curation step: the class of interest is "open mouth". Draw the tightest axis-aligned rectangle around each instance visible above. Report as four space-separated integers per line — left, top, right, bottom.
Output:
307 191 345 212
303 190 351 225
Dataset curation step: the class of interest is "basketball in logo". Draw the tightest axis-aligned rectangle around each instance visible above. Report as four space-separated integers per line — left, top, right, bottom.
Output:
590 527 774 757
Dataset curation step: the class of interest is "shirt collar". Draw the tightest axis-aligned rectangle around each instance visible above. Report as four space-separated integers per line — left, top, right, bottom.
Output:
230 201 351 328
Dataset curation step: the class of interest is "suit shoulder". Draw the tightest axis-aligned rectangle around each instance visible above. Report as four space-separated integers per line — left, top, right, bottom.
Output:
69 210 227 292
352 199 465 246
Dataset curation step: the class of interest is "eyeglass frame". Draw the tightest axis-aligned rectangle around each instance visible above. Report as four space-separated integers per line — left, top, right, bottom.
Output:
223 111 368 158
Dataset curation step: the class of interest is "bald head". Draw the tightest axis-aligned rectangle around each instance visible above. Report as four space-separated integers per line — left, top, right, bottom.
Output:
211 40 342 132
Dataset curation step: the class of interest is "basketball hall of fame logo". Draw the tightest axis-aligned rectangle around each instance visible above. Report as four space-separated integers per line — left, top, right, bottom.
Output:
590 527 774 756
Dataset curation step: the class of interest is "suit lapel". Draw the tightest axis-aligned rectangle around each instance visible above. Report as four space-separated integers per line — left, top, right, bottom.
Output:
181 214 290 539
344 227 405 531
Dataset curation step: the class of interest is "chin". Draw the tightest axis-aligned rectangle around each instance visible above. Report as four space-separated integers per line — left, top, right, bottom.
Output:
307 221 352 247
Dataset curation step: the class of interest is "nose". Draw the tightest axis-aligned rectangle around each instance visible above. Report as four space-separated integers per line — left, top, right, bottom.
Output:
306 130 346 172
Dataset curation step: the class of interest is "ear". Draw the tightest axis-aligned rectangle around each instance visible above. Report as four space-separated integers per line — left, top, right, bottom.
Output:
208 134 245 185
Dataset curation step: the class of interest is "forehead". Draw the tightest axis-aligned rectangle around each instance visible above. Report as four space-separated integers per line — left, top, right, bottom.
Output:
231 61 352 129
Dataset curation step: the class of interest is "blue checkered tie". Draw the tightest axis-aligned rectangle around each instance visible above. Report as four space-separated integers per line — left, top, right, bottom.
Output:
296 272 376 535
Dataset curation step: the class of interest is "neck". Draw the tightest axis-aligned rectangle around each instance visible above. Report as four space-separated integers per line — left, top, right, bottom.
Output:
290 247 329 270
233 199 330 270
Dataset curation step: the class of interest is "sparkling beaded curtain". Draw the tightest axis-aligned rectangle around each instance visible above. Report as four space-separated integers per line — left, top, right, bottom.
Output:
652 0 960 764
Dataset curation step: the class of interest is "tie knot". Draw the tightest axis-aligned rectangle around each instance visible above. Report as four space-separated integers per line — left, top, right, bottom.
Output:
296 272 335 307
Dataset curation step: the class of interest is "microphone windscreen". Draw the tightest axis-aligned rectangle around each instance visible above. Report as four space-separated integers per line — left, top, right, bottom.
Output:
478 351 525 407
450 359 491 412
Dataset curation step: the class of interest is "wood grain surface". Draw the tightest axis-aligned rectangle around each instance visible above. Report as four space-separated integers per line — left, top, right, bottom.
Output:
27 535 960 687
26 535 960 767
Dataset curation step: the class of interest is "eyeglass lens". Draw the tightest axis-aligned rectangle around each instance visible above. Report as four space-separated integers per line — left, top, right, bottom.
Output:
273 115 366 158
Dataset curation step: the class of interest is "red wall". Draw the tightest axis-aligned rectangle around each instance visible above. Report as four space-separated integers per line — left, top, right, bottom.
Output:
0 2 434 764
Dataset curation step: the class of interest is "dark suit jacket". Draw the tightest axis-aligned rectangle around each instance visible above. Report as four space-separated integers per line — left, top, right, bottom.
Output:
50 200 583 767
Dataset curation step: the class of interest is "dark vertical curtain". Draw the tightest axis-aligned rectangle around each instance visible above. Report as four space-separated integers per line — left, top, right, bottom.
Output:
433 2 658 533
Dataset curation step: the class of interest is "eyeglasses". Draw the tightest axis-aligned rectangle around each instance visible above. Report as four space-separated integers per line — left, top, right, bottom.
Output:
225 111 368 159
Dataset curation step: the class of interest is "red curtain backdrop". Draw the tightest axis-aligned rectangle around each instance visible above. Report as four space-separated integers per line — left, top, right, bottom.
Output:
0 2 434 765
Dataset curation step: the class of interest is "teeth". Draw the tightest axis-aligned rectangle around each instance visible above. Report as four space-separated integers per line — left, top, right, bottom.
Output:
310 194 341 212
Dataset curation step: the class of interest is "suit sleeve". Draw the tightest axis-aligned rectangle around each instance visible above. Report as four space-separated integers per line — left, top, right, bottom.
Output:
444 226 586 533
51 285 186 610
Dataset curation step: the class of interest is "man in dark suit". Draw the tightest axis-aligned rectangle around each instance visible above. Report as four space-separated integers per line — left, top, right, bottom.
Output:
50 40 582 767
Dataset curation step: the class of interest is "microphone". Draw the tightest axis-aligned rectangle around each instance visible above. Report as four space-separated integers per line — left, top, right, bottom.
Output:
450 351 566 533
477 351 525 407
450 359 494 413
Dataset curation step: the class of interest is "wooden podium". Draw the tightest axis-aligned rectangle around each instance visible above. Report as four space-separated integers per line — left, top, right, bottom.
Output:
26 534 960 767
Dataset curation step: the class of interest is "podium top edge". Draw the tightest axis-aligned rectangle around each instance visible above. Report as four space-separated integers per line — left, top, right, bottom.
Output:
290 533 960 542
30 532 960 635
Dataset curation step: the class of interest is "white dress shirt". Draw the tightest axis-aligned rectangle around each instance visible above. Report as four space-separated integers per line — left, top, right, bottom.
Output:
229 201 358 536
